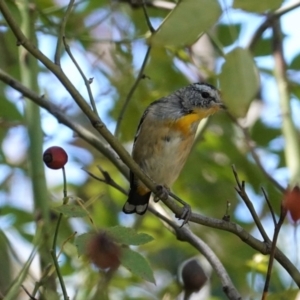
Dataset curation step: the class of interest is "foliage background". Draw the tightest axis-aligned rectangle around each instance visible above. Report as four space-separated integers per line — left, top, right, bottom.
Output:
1 0 300 299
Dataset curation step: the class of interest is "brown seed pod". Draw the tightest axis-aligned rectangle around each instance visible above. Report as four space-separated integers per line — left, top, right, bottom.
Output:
181 259 208 293
86 231 121 270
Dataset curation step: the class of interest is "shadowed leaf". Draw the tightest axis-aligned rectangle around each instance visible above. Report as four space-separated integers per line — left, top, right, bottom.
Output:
219 47 260 117
149 0 221 47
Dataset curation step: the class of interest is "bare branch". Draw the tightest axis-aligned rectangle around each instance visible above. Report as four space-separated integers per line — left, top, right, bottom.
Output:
229 114 285 193
247 1 300 51
232 165 270 243
82 167 128 195
0 68 128 178
149 208 241 300
114 46 152 136
54 0 75 66
261 187 277 227
62 36 99 116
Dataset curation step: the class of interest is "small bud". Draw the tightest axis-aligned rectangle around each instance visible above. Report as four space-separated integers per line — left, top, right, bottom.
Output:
43 146 68 169
86 232 121 270
283 186 300 223
181 259 208 293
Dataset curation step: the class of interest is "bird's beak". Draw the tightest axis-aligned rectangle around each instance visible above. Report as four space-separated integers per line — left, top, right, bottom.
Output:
212 102 226 110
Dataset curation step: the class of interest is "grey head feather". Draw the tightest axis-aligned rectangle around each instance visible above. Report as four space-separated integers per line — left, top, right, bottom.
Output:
146 83 223 121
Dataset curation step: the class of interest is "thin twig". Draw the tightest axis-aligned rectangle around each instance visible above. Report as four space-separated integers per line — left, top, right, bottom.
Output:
82 167 128 195
57 231 77 259
75 198 96 228
261 187 277 227
142 0 155 33
51 167 69 300
247 1 300 51
232 165 270 243
261 204 286 300
21 285 37 300
54 0 75 66
0 68 128 178
229 114 285 193
148 207 241 300
50 215 68 299
62 36 99 116
114 45 151 136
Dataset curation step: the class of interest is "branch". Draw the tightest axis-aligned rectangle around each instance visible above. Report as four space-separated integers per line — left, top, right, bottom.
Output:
232 165 270 243
247 1 300 51
272 19 300 185
1 1 300 287
228 114 285 193
0 68 128 178
150 208 241 300
82 166 128 195
142 0 155 33
63 36 99 116
114 46 151 136
1 67 300 286
0 0 161 205
262 204 286 300
54 0 75 65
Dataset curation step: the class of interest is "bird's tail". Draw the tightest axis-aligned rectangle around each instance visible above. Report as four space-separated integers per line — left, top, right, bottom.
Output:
123 188 151 215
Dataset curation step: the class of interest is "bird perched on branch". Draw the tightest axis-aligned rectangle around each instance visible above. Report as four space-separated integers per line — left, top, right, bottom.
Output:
122 83 224 216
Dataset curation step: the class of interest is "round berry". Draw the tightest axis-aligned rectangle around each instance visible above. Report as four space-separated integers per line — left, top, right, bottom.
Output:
283 186 300 223
182 259 207 292
43 146 68 169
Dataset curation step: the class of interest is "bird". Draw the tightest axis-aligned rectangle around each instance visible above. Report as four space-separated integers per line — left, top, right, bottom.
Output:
122 82 224 215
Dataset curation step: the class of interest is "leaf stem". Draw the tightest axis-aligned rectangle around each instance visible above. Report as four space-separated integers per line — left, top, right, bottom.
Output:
51 167 69 299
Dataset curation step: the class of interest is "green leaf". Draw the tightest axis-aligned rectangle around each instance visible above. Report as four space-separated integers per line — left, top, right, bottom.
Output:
219 47 260 117
106 226 154 246
0 97 23 121
290 53 300 69
266 290 299 300
75 233 94 256
149 0 221 47
54 204 88 218
233 0 283 13
290 82 300 100
216 24 241 47
120 247 155 284
251 119 280 147
0 232 12 291
252 37 272 57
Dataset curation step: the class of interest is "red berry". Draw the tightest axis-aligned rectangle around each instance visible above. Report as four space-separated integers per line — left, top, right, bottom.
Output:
43 146 68 169
283 186 300 223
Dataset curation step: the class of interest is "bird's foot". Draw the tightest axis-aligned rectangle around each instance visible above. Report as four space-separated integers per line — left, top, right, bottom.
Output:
176 203 191 227
155 186 191 227
154 185 169 202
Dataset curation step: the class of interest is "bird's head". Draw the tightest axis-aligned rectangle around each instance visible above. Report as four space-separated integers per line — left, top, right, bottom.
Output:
179 83 225 118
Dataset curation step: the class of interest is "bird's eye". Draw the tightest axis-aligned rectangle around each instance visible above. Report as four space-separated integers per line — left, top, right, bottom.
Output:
201 92 209 98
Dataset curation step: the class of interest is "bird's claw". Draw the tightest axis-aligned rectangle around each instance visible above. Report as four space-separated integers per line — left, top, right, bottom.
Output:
176 204 191 227
155 185 191 227
154 185 169 202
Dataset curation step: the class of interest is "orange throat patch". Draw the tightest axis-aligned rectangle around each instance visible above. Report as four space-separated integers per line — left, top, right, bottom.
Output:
173 106 221 135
